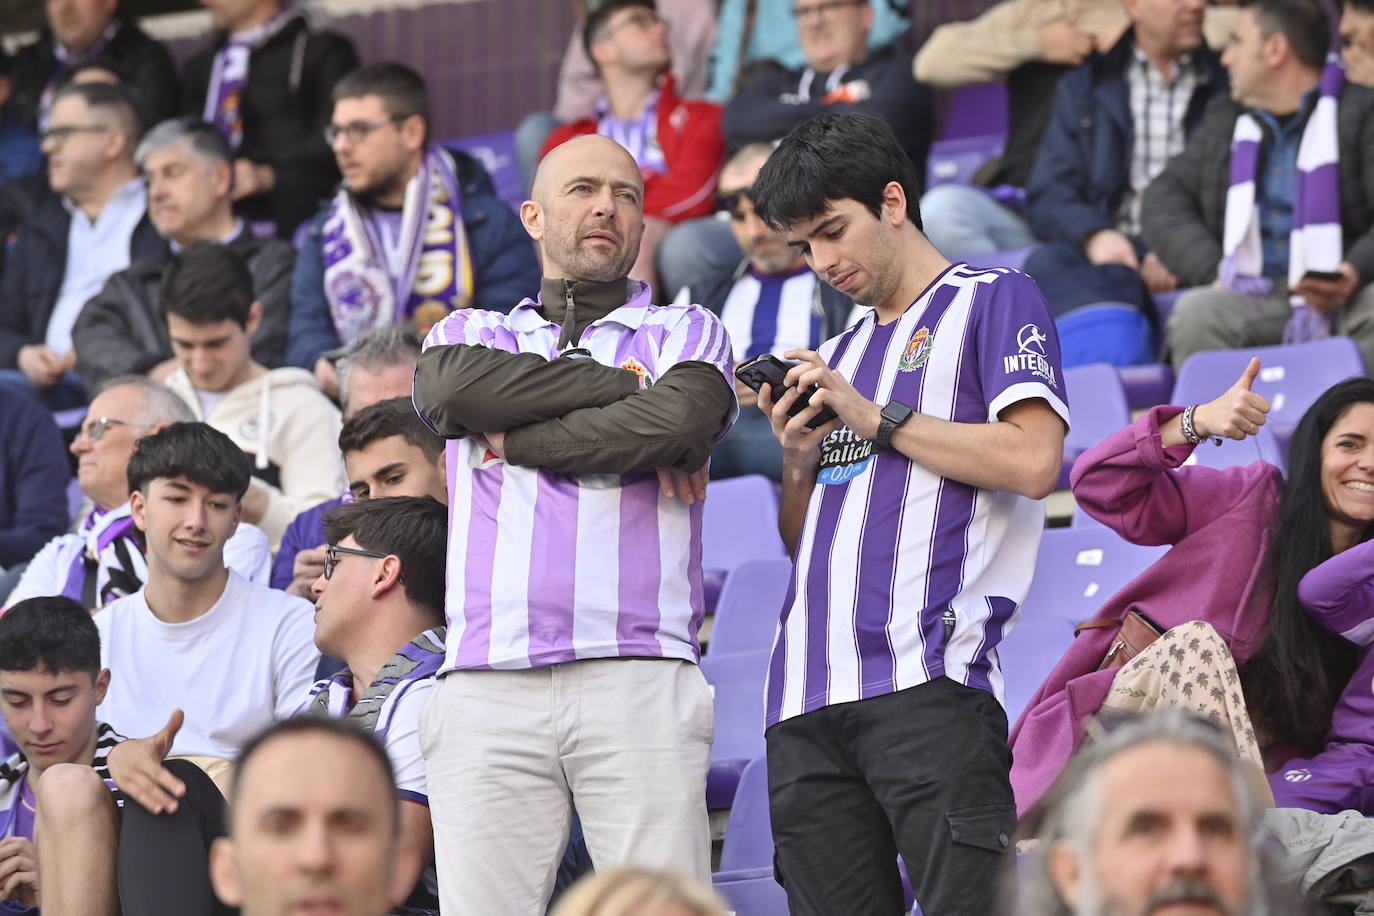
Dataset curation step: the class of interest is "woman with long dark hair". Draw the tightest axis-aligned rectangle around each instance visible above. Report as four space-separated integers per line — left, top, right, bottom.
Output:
1010 366 1374 816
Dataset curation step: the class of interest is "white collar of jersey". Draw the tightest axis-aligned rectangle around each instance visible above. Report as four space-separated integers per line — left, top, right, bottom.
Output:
507 277 656 332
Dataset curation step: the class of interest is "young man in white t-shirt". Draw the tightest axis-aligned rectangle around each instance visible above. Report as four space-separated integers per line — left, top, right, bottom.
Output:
93 421 319 779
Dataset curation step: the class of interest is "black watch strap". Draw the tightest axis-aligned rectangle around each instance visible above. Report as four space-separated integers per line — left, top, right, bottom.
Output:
875 401 913 450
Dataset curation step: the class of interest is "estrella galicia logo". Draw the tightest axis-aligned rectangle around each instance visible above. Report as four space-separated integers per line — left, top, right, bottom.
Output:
1003 323 1057 388
897 326 932 372
817 426 875 485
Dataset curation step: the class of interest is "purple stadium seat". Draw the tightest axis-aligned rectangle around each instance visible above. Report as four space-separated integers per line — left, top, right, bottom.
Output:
998 618 1076 723
1060 364 1131 489
1172 338 1366 448
707 557 791 658
1118 362 1176 409
926 134 1006 189
445 130 524 212
962 247 1034 271
938 82 1009 140
1182 423 1283 473
714 758 790 915
1152 288 1187 326
702 475 786 612
1022 526 1169 626
701 651 769 809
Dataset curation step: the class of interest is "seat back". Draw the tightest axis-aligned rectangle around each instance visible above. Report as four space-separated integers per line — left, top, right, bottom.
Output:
702 476 786 579
1021 527 1169 626
1062 363 1131 471
708 558 792 657
701 651 770 766
1172 339 1366 441
718 757 775 872
998 619 1076 723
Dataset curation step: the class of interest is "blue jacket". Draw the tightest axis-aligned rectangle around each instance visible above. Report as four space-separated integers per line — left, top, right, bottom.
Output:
286 148 540 369
0 388 70 570
1025 29 1227 248
269 497 340 591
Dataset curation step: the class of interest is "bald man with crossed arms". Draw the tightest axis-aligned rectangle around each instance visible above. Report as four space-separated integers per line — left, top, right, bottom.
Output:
412 134 736 916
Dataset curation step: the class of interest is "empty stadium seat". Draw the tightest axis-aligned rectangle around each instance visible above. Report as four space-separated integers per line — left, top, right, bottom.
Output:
998 618 1076 723
701 651 769 809
707 557 791 658
1060 363 1132 489
1171 338 1366 448
1118 362 1175 409
926 134 1006 189
702 476 786 612
1021 527 1169 627
938 82 1009 140
1181 423 1283 473
714 758 790 915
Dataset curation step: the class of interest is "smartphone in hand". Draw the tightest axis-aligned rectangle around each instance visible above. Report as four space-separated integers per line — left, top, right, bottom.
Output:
734 354 839 430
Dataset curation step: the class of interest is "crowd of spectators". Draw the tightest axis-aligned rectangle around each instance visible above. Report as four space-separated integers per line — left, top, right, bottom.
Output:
4 0 1374 913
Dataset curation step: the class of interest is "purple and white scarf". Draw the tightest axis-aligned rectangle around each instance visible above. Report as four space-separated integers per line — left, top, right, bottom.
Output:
321 144 473 342
595 90 667 176
38 19 120 132
1220 54 1345 342
60 504 146 609
202 8 299 150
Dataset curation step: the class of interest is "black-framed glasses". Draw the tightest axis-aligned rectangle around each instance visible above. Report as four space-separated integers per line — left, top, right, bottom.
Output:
601 9 670 39
40 124 111 146
323 116 407 146
715 187 752 216
792 0 862 19
324 544 404 582
78 417 153 444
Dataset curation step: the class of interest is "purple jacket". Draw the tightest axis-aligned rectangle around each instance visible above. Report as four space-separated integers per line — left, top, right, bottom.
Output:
1266 542 1374 812
1009 406 1280 815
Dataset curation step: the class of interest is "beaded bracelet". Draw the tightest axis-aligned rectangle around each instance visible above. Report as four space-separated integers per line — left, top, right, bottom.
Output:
1181 405 1221 446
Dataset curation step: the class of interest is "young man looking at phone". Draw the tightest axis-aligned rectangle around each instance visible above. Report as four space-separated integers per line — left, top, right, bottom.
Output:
747 111 1070 915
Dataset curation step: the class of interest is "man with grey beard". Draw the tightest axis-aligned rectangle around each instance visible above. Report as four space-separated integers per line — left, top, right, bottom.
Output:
1019 712 1279 916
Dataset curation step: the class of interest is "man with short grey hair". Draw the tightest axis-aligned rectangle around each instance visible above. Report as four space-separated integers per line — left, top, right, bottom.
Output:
4 375 271 610
1021 712 1270 916
73 116 296 390
337 324 421 421
269 325 423 599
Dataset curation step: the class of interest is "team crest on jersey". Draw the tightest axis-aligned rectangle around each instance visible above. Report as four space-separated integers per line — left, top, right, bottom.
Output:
469 437 505 469
621 357 653 388
897 326 932 372
817 425 875 485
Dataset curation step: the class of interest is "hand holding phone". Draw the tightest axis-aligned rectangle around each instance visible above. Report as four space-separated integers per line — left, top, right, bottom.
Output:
734 354 839 430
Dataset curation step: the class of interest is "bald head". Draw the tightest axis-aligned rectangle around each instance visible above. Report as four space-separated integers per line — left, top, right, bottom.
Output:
530 134 642 206
522 135 646 283
719 143 773 194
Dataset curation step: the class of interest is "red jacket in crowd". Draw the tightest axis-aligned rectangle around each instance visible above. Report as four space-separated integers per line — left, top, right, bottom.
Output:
542 74 724 223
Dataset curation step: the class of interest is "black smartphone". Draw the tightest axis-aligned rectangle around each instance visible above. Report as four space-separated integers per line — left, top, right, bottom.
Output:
1303 269 1344 283
734 354 839 430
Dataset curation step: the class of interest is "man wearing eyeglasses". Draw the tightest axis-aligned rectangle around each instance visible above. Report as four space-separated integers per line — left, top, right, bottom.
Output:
181 0 358 240
288 61 539 399
674 143 860 482
3 376 272 611
723 0 932 171
0 82 160 410
541 0 726 289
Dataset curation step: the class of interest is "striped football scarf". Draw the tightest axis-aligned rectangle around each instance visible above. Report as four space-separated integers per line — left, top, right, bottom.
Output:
1219 54 1345 342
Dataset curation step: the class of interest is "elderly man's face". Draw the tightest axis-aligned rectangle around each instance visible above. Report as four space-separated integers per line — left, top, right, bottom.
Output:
526 135 645 283
145 142 231 245
1052 742 1250 916
793 0 873 75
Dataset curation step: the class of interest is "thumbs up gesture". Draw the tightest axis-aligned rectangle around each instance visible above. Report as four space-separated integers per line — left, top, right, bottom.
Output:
1193 357 1272 441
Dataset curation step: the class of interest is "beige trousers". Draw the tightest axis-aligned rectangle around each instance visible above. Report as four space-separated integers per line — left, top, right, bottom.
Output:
419 657 714 915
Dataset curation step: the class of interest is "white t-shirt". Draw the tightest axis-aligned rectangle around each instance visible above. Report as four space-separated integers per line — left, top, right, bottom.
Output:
94 569 319 758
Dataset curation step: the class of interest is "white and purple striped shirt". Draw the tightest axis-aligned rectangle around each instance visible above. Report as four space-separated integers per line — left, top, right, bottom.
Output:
766 265 1070 726
719 265 825 362
423 280 736 672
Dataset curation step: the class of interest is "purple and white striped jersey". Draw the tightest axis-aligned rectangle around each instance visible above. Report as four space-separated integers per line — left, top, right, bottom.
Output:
423 280 736 672
765 264 1071 727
